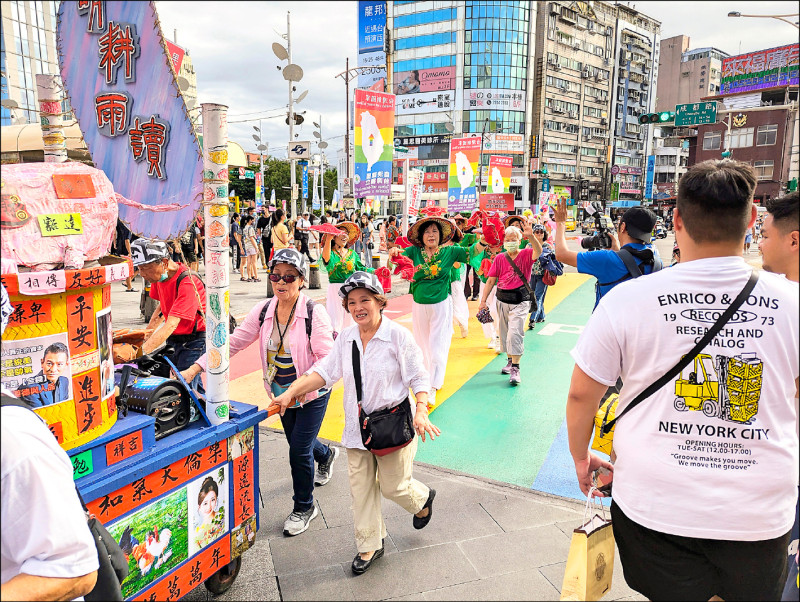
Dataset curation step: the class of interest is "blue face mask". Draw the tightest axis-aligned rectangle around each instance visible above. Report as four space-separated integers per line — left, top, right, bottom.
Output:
159 270 170 282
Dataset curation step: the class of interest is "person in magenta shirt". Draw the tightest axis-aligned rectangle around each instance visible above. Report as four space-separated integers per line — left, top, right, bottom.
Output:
478 221 541 385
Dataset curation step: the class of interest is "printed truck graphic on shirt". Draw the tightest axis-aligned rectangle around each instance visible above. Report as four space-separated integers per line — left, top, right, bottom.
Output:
673 352 762 424
455 152 473 191
491 167 505 193
360 111 384 171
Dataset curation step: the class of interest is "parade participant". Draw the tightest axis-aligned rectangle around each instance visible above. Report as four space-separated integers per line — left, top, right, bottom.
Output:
230 212 244 276
468 213 504 352
1 283 99 601
358 213 372 267
320 221 374 334
503 214 532 249
388 216 470 405
268 271 439 575
181 248 337 537
457 214 480 301
296 211 314 262
271 209 290 257
554 199 662 309
528 224 556 329
448 219 478 338
256 208 271 270
567 160 799 601
17 342 70 407
242 215 261 283
478 223 541 384
132 239 207 393
385 215 400 250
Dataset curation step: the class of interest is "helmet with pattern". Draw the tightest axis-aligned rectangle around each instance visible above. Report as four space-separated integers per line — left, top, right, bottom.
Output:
338 271 384 299
268 248 309 280
130 239 170 267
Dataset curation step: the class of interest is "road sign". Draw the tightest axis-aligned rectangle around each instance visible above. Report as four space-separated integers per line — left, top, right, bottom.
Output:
675 101 717 127
244 170 255 179
238 167 245 178
288 141 310 160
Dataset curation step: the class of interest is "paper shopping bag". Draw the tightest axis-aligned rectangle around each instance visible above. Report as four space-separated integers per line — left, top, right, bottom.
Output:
560 513 615 601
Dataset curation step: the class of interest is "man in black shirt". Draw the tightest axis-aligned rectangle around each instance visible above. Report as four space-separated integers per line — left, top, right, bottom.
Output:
257 209 272 265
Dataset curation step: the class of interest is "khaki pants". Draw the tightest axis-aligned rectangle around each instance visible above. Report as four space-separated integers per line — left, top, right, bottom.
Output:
346 438 430 553
496 299 530 356
257 239 267 268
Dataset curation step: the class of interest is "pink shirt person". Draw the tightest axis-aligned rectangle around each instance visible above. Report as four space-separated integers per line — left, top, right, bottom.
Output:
487 247 537 291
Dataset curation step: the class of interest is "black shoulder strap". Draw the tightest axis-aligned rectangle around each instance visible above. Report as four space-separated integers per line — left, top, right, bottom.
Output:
504 253 534 296
616 248 642 280
175 270 205 335
601 270 759 436
258 300 270 328
351 341 363 403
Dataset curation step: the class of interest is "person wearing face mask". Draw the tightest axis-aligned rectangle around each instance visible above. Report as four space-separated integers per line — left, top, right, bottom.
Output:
320 221 375 334
478 222 541 385
131 239 207 393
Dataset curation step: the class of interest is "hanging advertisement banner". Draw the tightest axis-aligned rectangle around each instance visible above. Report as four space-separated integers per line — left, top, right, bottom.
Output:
644 155 655 200
407 168 424 216
447 136 481 212
56 1 203 241
302 163 308 199
488 155 512 194
720 43 798 95
395 91 455 115
357 0 386 54
357 50 386 89
480 193 514 212
393 67 456 95
354 89 394 197
312 169 320 209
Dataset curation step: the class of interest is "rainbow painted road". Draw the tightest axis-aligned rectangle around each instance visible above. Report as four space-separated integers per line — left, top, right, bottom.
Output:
228 274 597 502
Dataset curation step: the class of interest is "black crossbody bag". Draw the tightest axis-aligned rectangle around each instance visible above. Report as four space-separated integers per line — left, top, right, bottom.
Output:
0 394 128 600
494 252 539 312
598 270 759 437
352 341 415 456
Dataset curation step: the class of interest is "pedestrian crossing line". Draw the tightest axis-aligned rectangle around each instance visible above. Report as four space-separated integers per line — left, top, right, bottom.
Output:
236 273 592 445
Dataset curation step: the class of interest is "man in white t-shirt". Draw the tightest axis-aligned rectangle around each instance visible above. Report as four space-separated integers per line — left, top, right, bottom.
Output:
567 160 799 600
296 212 313 262
0 284 99 600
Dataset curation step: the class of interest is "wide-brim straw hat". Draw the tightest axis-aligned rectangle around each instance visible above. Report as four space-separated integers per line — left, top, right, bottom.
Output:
503 214 526 229
408 216 454 248
335 221 360 246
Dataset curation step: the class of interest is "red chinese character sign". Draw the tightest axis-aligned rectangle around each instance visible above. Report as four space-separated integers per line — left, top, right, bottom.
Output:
57 1 202 240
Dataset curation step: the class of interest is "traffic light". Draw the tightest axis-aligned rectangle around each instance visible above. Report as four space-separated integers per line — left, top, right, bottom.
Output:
532 165 548 176
638 111 675 125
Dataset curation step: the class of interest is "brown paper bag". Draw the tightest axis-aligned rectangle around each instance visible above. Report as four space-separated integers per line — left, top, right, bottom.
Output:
560 497 615 601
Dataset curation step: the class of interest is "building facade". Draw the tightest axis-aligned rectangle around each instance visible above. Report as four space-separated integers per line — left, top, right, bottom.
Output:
1 0 62 126
655 36 728 114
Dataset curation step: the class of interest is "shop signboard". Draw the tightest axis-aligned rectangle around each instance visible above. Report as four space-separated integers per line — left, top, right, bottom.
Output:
483 133 525 154
446 137 481 212
394 134 451 147
357 0 386 54
644 155 655 200
720 43 798 95
353 89 394 197
463 89 525 110
57 1 204 240
395 91 455 115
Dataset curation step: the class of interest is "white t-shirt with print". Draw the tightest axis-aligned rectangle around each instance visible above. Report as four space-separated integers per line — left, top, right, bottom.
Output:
571 256 799 541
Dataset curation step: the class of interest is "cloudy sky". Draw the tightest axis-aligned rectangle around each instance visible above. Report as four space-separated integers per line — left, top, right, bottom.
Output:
154 1 799 162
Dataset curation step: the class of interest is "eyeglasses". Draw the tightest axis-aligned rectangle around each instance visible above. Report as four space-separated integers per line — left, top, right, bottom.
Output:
268 273 299 283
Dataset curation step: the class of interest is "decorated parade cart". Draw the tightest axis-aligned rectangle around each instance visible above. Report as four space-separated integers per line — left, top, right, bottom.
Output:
1 2 266 598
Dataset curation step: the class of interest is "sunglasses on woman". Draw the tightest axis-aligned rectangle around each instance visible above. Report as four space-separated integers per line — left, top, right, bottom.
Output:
268 273 299 283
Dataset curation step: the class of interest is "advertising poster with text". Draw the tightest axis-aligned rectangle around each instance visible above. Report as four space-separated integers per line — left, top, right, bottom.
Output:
1 332 73 407
488 155 512 194
447 137 481 212
354 89 394 197
393 66 456 95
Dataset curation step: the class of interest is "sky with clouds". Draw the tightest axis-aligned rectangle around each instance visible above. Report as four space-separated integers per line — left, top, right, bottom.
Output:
154 1 799 162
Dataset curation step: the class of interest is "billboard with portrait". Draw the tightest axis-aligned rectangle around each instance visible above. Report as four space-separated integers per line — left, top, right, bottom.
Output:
393 67 455 96
2 332 73 407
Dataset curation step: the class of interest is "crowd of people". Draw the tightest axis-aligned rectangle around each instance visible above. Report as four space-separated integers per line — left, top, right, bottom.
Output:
2 160 797 599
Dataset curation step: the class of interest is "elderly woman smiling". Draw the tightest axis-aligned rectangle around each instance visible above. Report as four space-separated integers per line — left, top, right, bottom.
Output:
269 271 440 575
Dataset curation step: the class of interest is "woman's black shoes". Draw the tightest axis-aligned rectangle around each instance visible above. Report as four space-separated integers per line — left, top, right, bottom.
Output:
413 489 436 530
351 542 384 575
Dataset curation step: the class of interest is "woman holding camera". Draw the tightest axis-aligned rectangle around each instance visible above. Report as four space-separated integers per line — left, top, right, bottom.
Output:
478 222 541 385
268 271 440 575
181 248 337 538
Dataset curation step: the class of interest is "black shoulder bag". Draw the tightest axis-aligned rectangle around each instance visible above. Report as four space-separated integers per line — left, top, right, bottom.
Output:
0 394 128 601
352 341 415 456
494 252 539 312
599 270 759 437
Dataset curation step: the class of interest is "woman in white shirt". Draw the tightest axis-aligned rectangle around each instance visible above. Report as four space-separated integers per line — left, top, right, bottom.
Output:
269 271 440 576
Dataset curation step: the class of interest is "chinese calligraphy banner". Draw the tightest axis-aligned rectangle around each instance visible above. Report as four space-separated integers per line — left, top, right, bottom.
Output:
57 1 203 240
488 156 513 194
37 213 84 237
721 43 799 95
354 89 394 197
447 137 482 213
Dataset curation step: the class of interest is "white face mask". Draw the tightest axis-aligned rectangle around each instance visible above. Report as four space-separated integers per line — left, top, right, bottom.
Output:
503 241 520 252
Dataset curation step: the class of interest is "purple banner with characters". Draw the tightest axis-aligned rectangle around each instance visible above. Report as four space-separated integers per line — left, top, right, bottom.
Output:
57 1 203 240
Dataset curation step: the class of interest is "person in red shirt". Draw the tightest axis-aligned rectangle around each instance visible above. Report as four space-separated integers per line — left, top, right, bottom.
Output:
132 239 206 392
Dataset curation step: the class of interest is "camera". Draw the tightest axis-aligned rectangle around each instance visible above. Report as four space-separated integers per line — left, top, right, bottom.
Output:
580 202 613 250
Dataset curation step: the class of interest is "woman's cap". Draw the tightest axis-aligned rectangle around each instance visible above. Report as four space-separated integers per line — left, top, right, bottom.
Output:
268 248 309 280
339 271 384 298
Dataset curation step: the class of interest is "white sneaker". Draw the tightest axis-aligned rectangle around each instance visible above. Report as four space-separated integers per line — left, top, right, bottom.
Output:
493 336 502 354
487 340 495 349
314 446 339 486
459 323 469 338
283 505 318 536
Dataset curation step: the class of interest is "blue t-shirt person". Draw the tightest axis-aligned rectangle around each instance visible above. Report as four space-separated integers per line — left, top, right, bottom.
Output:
577 242 661 308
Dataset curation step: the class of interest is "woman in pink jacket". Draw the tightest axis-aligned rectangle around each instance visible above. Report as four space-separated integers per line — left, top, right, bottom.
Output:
181 248 336 538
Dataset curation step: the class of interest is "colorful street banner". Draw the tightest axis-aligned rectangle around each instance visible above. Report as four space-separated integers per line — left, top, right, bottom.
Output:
488 155 512 194
721 43 798 95
331 189 340 210
354 89 394 197
312 169 320 210
407 168 423 216
447 136 481 213
56 1 203 241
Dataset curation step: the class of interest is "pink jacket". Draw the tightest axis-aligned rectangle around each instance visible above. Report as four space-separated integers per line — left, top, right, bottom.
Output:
196 293 334 402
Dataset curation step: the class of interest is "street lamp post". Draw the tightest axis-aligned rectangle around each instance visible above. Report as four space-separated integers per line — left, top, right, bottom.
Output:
313 117 328 212
252 123 268 207
727 11 799 29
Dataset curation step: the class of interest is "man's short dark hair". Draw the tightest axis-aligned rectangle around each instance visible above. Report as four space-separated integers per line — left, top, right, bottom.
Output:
765 191 799 234
43 342 68 357
388 216 396 224
677 159 756 244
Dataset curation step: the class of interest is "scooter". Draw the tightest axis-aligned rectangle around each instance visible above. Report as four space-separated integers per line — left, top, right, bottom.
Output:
654 224 667 239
